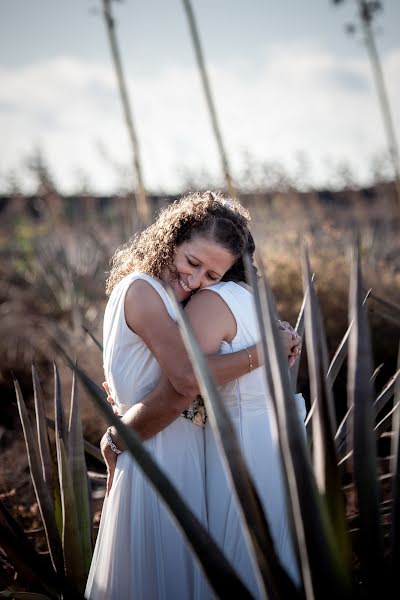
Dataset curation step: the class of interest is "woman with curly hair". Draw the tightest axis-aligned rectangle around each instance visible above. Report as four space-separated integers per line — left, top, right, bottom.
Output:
85 191 300 600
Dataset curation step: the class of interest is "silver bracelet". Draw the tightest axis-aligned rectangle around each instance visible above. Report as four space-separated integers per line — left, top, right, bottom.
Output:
106 427 122 454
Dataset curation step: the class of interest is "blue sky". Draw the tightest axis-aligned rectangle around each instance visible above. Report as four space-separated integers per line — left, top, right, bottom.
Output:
1 0 399 193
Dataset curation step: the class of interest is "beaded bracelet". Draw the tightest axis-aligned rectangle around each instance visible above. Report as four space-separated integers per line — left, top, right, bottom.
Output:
106 427 122 455
244 347 253 372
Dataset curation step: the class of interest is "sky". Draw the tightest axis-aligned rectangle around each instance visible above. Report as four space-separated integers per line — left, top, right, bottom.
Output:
1 0 399 194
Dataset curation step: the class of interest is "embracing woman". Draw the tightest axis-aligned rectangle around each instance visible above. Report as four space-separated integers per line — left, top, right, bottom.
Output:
85 192 301 600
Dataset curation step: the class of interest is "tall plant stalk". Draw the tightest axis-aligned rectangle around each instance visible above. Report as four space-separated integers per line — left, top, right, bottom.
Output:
102 0 150 225
182 0 236 198
355 0 400 202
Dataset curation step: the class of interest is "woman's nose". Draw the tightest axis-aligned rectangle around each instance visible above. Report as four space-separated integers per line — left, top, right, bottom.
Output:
187 272 203 290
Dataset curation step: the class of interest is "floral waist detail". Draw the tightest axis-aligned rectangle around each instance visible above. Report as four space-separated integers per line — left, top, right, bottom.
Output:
180 395 207 427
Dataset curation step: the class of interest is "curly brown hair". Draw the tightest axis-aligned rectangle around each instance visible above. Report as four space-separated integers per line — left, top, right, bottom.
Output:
106 191 251 295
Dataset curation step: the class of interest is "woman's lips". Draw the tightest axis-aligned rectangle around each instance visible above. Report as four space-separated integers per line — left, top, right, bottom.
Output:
178 275 191 293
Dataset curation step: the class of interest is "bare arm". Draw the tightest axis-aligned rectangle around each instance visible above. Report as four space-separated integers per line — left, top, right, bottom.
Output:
125 280 260 399
104 288 300 479
109 289 235 447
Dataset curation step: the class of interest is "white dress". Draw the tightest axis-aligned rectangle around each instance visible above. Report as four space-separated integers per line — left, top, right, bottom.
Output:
85 273 209 600
204 282 306 598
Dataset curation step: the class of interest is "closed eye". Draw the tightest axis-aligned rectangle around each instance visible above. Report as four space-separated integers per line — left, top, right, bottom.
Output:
187 257 198 267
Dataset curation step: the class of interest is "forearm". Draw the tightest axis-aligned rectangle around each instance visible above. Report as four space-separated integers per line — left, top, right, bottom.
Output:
207 343 261 387
117 378 189 442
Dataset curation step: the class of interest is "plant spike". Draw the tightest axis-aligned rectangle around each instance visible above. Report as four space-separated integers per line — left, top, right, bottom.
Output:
301 247 351 584
290 275 311 392
245 254 349 600
390 343 400 581
327 289 371 387
32 363 54 509
68 365 93 576
347 240 384 595
13 376 64 575
373 368 400 417
54 363 86 592
53 362 68 451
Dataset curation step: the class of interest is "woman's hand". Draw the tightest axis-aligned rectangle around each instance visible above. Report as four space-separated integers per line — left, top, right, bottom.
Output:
100 429 118 496
277 320 302 368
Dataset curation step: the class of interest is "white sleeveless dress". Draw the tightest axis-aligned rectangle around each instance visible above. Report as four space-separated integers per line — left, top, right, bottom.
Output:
204 282 306 597
85 273 210 600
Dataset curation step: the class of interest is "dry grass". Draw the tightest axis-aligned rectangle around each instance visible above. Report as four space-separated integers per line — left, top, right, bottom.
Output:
0 188 399 554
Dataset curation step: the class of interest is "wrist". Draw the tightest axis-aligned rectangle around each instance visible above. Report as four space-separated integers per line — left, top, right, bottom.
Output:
106 426 123 454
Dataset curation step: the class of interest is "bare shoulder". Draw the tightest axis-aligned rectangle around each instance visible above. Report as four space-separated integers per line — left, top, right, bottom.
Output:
125 278 170 334
185 288 230 316
185 288 236 347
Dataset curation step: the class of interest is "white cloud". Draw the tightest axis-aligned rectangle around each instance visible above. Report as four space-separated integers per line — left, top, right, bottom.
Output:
0 44 399 193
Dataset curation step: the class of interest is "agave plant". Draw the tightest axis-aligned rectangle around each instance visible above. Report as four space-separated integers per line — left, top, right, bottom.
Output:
3 242 400 600
2 364 94 598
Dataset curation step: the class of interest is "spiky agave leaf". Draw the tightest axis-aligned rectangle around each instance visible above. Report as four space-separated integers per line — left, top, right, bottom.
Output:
301 248 351 586
245 253 349 600
390 344 400 579
13 376 64 575
289 277 309 392
347 241 384 595
335 363 395 459
373 368 400 417
68 367 93 576
61 354 254 600
169 291 298 600
327 290 371 387
54 363 86 592
32 364 54 507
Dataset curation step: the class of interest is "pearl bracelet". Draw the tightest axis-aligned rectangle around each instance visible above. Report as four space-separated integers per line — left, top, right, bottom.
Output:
106 427 122 455
244 347 253 372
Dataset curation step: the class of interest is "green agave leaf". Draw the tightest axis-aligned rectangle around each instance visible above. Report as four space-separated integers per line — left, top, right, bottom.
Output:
246 253 349 600
68 367 93 577
54 363 86 593
32 364 54 510
301 248 351 584
390 344 400 577
53 363 68 451
13 376 64 575
62 355 254 600
347 242 384 594
169 290 298 600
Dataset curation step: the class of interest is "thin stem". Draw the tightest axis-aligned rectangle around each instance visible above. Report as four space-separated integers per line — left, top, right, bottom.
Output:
102 0 150 225
356 0 400 203
182 0 236 198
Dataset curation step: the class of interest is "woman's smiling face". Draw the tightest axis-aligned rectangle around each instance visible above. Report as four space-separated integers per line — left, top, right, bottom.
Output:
162 234 236 301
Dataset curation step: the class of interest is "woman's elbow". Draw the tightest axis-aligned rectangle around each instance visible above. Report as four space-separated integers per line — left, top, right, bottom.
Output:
171 369 198 400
